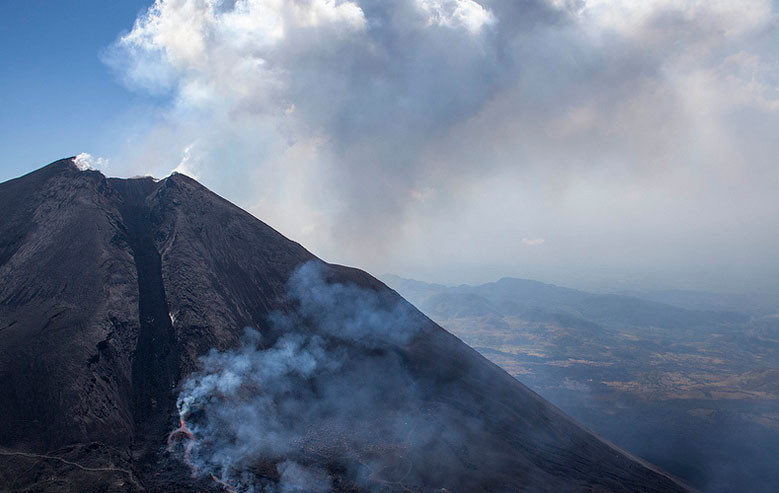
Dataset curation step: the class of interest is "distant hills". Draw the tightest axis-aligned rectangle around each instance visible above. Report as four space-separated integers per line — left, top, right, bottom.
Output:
381 274 751 332
614 288 778 316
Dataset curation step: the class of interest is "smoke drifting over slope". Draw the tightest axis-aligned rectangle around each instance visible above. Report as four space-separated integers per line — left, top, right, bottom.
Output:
172 262 453 491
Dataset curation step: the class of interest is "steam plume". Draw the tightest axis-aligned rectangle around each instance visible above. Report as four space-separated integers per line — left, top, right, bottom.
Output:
170 262 457 491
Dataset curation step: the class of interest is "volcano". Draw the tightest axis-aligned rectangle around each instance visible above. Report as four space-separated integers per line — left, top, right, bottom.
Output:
0 158 687 492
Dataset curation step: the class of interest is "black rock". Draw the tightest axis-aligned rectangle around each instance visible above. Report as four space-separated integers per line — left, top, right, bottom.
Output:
0 158 688 492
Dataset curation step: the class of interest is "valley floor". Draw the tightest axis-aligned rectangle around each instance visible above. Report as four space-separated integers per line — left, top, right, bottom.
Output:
441 314 779 492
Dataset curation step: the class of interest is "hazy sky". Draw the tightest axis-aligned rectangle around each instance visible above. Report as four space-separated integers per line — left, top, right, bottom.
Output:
1 0 778 293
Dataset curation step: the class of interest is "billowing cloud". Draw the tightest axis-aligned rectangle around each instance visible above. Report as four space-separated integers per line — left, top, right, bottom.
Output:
417 0 497 32
74 152 109 171
104 0 779 293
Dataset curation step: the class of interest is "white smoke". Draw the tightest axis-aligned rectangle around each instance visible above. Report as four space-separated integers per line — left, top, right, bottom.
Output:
417 0 496 32
74 152 109 171
171 261 440 492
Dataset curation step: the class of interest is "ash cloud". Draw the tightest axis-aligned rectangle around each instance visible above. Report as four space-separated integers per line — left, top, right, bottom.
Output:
171 261 460 491
105 0 779 293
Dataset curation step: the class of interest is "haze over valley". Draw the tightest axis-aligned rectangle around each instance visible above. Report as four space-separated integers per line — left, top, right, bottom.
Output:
383 274 779 492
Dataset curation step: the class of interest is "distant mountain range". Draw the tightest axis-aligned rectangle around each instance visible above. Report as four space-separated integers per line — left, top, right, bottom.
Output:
614 288 778 317
381 274 751 331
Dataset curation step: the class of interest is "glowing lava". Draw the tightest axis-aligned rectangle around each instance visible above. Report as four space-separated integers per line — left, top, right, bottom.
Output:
211 473 236 493
167 415 235 491
167 416 197 477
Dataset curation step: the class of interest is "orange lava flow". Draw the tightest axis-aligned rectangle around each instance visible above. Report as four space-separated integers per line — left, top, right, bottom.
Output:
167 415 235 491
167 416 198 477
211 473 236 493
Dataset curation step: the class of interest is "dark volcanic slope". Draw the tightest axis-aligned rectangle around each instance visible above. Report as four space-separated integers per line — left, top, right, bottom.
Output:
0 159 687 492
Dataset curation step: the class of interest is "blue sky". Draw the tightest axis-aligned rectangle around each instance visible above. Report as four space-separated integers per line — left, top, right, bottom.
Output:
0 0 151 181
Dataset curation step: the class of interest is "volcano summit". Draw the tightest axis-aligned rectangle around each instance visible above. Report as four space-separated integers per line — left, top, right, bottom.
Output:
0 158 686 492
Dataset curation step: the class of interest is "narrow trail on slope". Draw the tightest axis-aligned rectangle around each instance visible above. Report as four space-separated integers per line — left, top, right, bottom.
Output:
0 446 143 489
